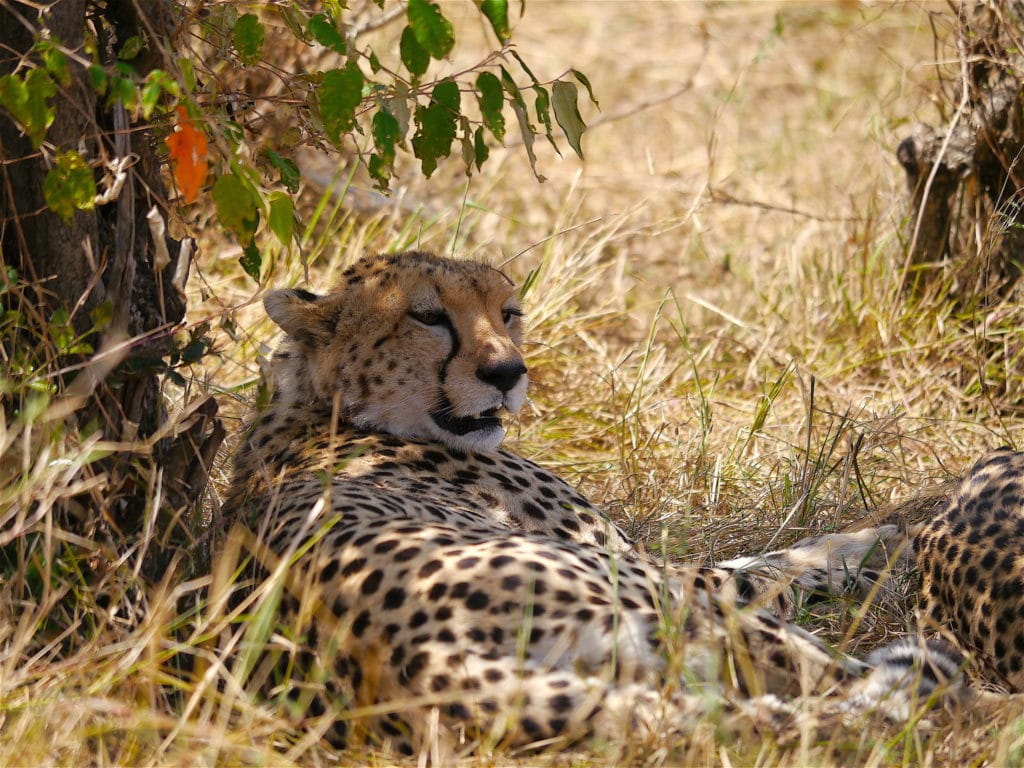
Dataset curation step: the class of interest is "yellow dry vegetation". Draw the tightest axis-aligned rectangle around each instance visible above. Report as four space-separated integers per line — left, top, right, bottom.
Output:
3 3 1022 767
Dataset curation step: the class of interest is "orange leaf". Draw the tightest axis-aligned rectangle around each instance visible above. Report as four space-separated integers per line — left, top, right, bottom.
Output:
165 105 208 203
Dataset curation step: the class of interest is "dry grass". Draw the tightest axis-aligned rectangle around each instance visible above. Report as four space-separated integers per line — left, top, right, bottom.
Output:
3 1 1024 766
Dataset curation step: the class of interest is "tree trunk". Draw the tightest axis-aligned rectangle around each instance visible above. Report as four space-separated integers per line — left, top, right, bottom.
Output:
0 0 221 578
897 1 1024 300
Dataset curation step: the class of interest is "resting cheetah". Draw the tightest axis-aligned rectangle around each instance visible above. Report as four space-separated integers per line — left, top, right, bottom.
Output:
723 449 1024 695
913 448 1024 689
221 250 1014 756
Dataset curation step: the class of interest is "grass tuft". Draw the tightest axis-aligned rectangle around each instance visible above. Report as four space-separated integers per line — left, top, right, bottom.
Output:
3 3 1023 766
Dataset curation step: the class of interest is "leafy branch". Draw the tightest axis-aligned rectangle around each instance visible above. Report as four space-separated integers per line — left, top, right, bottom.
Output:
0 1 598 286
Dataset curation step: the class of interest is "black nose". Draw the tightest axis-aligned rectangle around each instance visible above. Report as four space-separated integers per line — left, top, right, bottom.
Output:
476 360 527 392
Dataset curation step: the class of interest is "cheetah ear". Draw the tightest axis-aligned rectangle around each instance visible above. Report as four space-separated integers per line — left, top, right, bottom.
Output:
264 289 336 347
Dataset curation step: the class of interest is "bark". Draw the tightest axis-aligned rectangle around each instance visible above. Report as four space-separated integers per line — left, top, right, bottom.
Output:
897 2 1024 299
0 0 221 577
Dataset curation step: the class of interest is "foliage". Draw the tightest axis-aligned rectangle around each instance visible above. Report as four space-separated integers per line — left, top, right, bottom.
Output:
0 1 597 284
4 2 1022 767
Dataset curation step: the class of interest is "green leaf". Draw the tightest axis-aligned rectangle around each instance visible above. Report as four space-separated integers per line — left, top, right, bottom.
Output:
278 5 311 43
474 125 489 170
43 151 96 222
0 69 56 149
317 62 364 145
140 79 161 119
118 35 145 61
533 85 558 153
233 13 265 65
400 26 429 77
572 69 599 108
368 49 381 74
140 70 176 119
411 80 459 178
35 38 69 85
383 82 412 139
499 66 543 178
90 301 114 332
551 79 586 159
213 173 260 244
268 192 294 246
266 150 300 193
369 107 401 188
510 50 539 86
87 64 108 94
432 79 460 112
508 91 543 182
181 338 207 364
178 58 196 92
459 116 475 176
477 0 510 44
475 71 505 143
108 75 136 110
368 154 388 189
407 0 454 60
239 243 262 282
309 14 346 54
499 66 525 109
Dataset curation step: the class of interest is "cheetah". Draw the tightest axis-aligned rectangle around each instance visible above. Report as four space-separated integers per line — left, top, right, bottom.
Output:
722 449 1024 695
885 449 1023 691
221 250 1002 757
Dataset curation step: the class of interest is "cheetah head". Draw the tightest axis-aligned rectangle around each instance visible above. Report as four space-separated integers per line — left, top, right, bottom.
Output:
264 251 528 453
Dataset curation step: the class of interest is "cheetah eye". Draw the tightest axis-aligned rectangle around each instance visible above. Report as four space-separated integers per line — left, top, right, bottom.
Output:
502 307 523 325
408 309 450 328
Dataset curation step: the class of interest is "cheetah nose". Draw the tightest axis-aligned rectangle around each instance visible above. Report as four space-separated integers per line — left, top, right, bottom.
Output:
476 360 527 393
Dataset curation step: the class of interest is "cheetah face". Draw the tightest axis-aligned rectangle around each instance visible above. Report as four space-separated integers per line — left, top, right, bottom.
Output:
264 252 528 453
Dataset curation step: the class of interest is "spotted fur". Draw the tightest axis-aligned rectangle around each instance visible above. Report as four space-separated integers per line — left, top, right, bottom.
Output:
725 449 1024 694
915 448 1024 691
221 251 983 757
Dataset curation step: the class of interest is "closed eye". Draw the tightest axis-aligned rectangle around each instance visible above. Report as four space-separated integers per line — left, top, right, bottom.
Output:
502 307 523 325
408 309 450 328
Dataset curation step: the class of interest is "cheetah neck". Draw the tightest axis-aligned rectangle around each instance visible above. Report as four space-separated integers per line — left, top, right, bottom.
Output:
267 341 321 413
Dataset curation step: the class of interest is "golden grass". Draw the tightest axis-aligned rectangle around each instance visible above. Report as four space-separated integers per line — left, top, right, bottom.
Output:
3 1 1024 766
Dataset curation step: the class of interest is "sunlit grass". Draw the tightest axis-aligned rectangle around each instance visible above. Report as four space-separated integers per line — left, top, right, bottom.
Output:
2 2 1023 766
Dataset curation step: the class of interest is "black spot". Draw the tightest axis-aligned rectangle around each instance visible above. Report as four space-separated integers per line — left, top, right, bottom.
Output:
521 717 543 736
550 693 574 713
431 674 450 692
360 569 383 595
428 583 448 601
352 609 371 637
522 502 545 520
383 587 406 610
445 702 472 720
395 547 422 562
501 575 523 591
419 560 443 577
402 651 430 683
437 628 456 643
341 558 367 577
